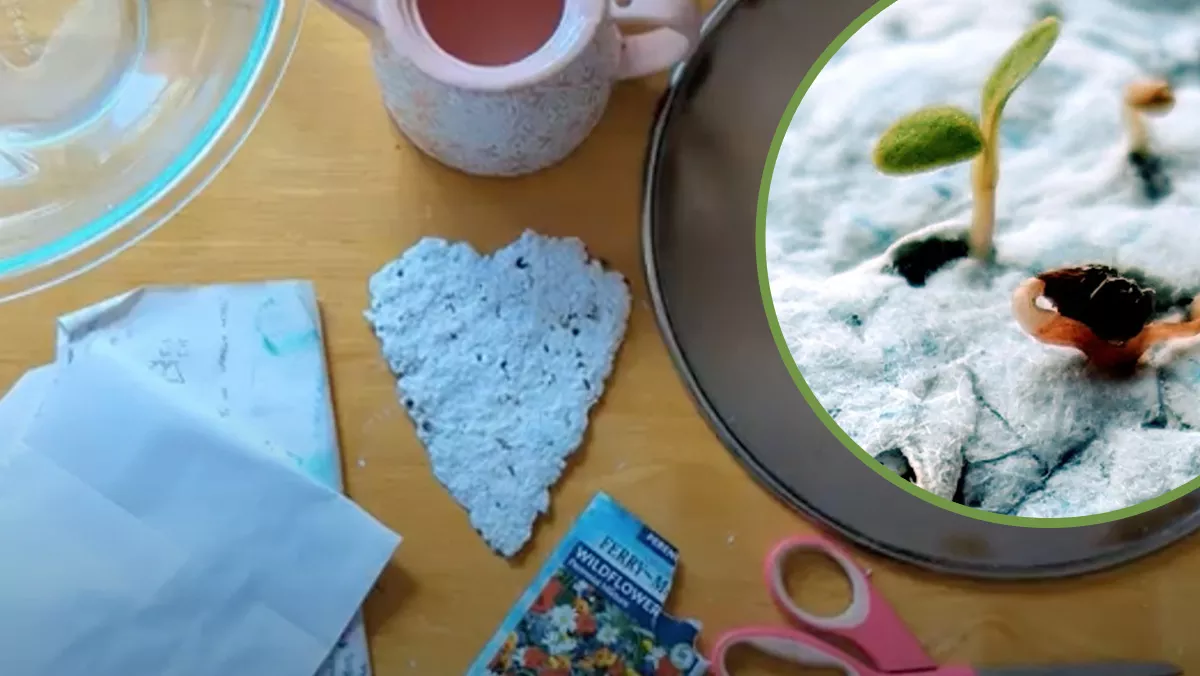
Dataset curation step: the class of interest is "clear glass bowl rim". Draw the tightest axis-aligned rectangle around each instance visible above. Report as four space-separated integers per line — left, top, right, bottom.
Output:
0 0 309 304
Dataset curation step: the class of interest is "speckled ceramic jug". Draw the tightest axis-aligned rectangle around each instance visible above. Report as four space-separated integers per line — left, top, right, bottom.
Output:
323 0 700 176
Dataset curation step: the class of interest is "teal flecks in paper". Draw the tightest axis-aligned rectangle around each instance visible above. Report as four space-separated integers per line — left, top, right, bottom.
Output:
254 295 323 356
53 281 374 676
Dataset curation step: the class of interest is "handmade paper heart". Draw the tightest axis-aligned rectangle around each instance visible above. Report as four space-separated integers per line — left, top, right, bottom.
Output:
365 230 631 557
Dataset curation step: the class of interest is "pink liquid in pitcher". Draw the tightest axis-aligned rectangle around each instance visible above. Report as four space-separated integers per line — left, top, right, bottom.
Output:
415 0 565 66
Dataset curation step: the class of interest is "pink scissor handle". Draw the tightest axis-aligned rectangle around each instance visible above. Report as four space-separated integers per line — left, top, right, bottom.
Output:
709 626 876 676
610 0 701 80
765 535 936 674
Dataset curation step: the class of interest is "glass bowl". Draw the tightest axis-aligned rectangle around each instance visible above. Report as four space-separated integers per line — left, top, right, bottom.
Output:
0 0 307 302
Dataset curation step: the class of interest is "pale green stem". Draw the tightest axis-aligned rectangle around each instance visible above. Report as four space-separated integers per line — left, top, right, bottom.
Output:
969 116 999 261
1124 104 1149 154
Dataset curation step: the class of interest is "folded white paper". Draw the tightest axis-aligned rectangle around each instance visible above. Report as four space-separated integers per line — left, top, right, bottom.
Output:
56 281 342 484
0 343 400 676
0 366 52 459
54 281 377 675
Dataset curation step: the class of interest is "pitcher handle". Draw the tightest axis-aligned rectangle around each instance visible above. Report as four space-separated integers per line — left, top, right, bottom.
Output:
611 0 701 80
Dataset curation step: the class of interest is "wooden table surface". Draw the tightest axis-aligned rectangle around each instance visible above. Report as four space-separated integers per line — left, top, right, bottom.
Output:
5 4 1200 674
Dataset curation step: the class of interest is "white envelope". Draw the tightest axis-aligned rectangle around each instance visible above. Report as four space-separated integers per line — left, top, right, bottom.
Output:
0 343 400 676
55 281 343 485
53 281 377 675
0 366 53 458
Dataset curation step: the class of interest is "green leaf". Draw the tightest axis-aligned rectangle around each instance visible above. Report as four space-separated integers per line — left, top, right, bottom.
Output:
871 105 985 175
981 17 1061 124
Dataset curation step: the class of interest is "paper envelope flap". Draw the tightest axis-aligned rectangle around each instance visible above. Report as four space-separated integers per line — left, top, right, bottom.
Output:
0 448 188 675
12 342 399 676
54 281 338 484
51 281 379 676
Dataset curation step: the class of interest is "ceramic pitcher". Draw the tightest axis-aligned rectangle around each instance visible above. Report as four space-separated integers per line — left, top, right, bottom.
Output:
323 0 701 176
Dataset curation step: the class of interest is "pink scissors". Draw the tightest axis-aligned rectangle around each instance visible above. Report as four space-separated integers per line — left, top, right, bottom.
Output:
709 534 1180 676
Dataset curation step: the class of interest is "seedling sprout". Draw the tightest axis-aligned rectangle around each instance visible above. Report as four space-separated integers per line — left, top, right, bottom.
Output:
1124 78 1175 155
871 17 1061 261
1124 78 1175 200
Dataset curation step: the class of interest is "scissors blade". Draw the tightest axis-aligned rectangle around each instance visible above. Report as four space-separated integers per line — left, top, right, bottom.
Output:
977 662 1181 676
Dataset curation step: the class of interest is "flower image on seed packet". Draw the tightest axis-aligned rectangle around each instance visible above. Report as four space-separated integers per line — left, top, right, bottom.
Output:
469 492 707 676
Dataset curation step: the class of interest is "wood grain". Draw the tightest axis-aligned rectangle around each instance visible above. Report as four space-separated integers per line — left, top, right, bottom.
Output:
2 3 1198 674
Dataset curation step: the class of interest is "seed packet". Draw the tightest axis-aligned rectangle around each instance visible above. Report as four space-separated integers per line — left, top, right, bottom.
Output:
469 492 708 676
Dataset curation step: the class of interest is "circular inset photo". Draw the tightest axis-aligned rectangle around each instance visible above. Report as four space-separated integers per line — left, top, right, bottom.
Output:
760 0 1200 523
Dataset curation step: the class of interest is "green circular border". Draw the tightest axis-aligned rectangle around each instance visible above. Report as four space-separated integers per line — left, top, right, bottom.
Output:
755 0 1200 528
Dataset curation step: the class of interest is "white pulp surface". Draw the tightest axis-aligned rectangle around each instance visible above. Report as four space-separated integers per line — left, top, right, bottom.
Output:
765 0 1200 517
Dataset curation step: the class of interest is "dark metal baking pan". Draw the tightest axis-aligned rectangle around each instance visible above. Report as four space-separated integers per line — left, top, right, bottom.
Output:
639 0 1200 579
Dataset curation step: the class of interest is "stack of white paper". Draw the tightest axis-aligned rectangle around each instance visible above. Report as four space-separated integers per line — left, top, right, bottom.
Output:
0 282 400 676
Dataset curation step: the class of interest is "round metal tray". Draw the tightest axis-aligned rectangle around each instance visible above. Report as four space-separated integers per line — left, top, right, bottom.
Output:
640 0 1200 579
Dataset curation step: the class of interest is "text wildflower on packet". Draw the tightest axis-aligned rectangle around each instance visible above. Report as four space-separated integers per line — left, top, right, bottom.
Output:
470 492 708 676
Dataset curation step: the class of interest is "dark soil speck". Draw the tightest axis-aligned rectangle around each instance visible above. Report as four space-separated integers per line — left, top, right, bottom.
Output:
1129 149 1171 201
889 233 970 286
